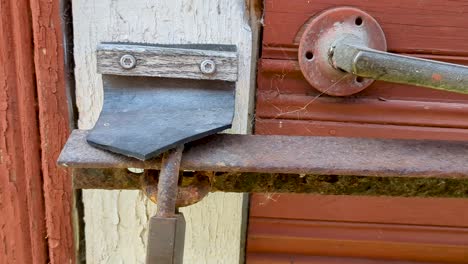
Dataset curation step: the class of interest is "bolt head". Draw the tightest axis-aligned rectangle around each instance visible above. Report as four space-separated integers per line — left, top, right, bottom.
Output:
200 59 216 75
119 54 137 69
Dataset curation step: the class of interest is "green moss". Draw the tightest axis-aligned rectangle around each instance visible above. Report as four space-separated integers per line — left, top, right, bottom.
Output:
209 172 468 198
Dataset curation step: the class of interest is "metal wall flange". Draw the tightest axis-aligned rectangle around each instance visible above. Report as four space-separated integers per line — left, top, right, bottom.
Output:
298 7 387 96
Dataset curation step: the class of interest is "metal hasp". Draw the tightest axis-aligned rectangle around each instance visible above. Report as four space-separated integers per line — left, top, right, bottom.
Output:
298 7 468 96
87 43 238 160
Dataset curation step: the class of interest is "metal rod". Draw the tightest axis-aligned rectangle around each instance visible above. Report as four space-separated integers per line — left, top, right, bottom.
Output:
333 38 468 94
73 168 468 198
155 145 184 218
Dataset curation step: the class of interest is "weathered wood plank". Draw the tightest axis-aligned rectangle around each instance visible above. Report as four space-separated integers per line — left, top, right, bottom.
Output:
29 0 75 263
97 43 238 81
0 0 47 263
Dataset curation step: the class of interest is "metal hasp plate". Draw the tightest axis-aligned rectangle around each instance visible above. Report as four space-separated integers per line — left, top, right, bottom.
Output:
87 43 238 160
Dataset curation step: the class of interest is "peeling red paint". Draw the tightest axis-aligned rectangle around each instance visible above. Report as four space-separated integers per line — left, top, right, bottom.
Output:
0 0 47 263
29 0 75 262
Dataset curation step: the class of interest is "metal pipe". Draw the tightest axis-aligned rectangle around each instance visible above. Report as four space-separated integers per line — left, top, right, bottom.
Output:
332 37 468 94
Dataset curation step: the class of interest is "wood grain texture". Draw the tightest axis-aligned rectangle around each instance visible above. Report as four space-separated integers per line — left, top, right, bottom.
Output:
0 0 47 263
247 195 468 263
97 43 238 81
72 0 260 262
29 0 75 263
262 0 468 58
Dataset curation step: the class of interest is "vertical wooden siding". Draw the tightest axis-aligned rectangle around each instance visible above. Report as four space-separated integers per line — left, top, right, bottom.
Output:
0 0 47 263
0 0 75 263
29 0 75 263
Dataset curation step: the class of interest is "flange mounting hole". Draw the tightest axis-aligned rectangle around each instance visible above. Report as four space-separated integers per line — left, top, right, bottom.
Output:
356 76 364 83
305 51 314 60
355 17 363 26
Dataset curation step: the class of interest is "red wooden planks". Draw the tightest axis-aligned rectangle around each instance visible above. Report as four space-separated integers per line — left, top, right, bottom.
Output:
251 1 468 263
29 0 75 263
263 0 468 58
247 195 468 263
0 0 47 263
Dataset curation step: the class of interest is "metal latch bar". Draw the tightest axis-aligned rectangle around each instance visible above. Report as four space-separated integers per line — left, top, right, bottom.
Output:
60 129 468 178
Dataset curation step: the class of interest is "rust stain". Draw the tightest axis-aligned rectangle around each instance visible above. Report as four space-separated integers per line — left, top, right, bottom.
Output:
432 73 443 81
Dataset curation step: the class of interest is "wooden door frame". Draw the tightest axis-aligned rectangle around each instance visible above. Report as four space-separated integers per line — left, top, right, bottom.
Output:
0 0 75 263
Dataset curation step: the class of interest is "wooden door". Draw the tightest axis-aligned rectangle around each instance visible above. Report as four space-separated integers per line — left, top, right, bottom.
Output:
248 1 468 263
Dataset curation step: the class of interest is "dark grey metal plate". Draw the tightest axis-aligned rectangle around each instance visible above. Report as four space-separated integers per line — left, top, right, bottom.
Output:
87 75 235 160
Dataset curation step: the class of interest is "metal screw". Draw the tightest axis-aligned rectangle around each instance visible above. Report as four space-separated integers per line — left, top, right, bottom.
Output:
200 59 216 75
119 54 137 69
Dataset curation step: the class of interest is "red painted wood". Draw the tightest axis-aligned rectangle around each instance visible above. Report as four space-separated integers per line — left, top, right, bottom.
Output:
247 195 468 263
262 0 468 58
251 1 468 263
250 195 468 227
29 0 75 263
256 57 468 139
0 0 47 263
256 119 468 140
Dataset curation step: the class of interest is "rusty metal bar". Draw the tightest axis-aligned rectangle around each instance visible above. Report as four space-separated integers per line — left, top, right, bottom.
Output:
73 168 468 198
332 36 468 94
60 130 468 178
155 145 184 217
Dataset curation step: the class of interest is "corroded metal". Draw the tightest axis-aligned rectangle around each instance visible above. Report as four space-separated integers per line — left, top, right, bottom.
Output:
60 130 468 178
146 145 185 264
155 145 184 218
142 170 210 207
299 7 468 96
73 169 468 198
298 7 386 96
332 39 468 95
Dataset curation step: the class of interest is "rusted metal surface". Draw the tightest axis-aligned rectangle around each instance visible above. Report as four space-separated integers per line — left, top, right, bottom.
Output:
298 7 386 96
142 170 210 207
146 145 185 264
298 7 468 97
73 168 468 198
60 130 468 178
155 146 184 218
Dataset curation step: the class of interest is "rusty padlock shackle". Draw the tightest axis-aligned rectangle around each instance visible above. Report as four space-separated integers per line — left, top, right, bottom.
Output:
298 7 468 97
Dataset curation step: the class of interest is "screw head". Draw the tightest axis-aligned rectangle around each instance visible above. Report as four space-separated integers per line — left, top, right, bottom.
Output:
119 54 137 69
200 59 216 75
